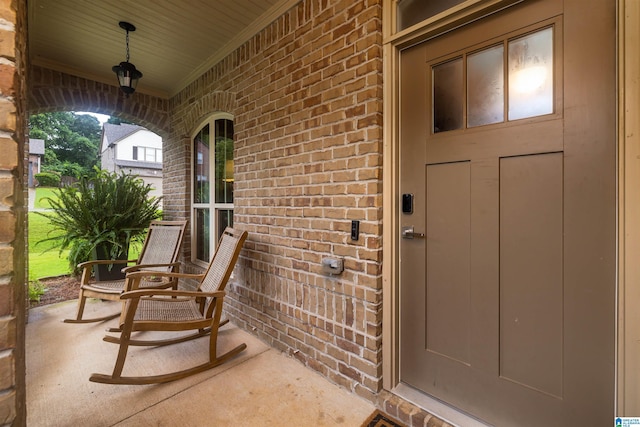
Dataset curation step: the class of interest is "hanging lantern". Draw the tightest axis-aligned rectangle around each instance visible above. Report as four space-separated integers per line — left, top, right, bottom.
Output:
112 21 143 96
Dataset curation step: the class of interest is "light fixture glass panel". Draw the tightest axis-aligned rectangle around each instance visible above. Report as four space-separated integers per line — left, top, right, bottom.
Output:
508 27 553 121
433 58 463 133
467 45 504 127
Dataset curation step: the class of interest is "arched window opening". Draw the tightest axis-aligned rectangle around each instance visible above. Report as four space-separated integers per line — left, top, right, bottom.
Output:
191 113 234 264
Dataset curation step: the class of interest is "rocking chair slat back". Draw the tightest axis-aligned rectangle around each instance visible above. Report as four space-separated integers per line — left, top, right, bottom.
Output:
199 228 248 294
138 221 187 272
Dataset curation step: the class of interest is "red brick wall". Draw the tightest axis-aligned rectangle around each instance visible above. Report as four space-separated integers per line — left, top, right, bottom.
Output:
168 0 384 399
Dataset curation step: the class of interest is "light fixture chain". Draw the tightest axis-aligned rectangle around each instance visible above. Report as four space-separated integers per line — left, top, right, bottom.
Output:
125 30 130 62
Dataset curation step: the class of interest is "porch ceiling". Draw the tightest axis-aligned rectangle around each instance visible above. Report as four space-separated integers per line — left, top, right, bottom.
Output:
28 0 299 99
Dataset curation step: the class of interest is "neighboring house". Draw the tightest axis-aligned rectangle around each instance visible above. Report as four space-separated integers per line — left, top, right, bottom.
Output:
100 123 163 203
28 138 44 187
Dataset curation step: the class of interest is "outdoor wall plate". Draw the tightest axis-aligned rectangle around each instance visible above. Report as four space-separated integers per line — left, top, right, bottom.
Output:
322 257 344 275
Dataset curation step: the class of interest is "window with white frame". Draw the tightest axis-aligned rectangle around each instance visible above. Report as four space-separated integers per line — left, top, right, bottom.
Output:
133 146 162 163
191 113 234 264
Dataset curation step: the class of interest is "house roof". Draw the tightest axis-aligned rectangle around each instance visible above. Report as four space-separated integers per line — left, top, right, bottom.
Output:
103 123 145 144
101 123 146 153
29 138 45 155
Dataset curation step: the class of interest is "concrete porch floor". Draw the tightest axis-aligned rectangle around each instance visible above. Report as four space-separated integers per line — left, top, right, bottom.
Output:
26 298 376 426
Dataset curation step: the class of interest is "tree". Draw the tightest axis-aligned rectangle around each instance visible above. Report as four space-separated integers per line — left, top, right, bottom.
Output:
29 112 102 179
106 116 133 126
71 114 102 142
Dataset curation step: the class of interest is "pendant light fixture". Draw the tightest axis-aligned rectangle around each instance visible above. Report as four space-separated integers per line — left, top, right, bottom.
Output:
112 21 143 96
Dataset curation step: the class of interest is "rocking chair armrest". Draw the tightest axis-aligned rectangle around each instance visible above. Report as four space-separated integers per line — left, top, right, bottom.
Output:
77 259 136 269
126 270 204 281
120 289 225 300
122 262 181 274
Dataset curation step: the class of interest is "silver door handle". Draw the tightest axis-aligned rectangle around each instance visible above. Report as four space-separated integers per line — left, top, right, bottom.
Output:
402 226 425 239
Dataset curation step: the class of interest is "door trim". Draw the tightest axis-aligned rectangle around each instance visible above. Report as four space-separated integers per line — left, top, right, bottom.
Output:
617 0 640 416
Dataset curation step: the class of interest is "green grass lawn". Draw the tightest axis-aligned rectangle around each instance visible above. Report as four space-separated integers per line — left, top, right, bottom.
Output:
33 186 58 209
28 211 70 281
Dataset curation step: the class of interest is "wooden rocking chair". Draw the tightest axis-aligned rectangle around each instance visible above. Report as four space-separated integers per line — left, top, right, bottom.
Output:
64 220 187 323
89 227 248 385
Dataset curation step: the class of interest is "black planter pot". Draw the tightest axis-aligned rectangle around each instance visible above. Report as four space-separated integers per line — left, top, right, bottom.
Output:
92 243 129 281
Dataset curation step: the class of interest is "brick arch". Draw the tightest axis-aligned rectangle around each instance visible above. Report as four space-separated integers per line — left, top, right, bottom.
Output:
28 66 170 138
172 90 237 137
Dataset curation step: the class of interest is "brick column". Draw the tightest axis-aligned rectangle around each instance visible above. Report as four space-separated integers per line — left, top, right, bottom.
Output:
0 0 27 425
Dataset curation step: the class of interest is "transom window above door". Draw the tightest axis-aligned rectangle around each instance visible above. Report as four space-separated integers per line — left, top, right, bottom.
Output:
396 0 467 31
433 26 554 134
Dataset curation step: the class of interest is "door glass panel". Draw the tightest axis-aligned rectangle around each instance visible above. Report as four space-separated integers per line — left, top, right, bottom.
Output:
433 58 463 133
397 0 465 31
508 27 553 120
467 45 504 127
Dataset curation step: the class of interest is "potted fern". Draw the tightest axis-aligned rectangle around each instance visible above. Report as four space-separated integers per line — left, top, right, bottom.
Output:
40 167 162 280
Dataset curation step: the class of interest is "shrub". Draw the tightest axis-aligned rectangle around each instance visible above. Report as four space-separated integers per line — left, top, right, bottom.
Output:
28 281 47 302
35 172 61 187
45 161 89 180
38 167 162 274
